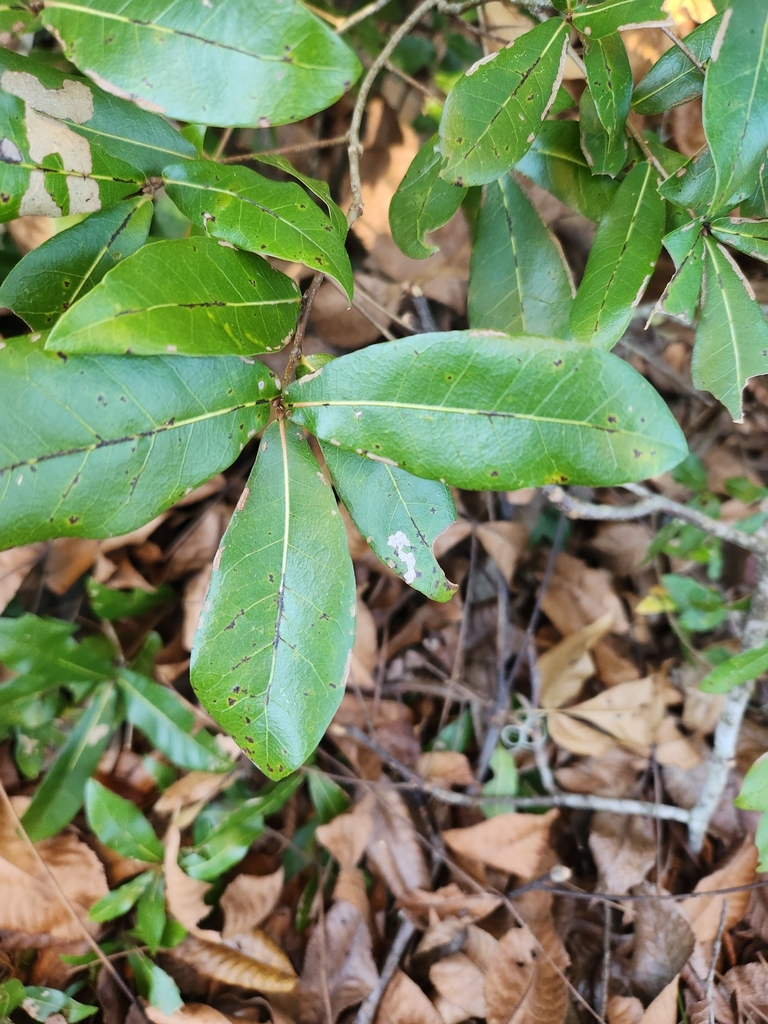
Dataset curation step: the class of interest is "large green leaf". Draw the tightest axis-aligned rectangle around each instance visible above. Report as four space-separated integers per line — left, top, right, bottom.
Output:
118 670 231 772
578 87 630 178
692 236 768 420
42 0 361 128
321 442 458 602
710 217 768 263
21 683 120 841
655 222 704 325
286 332 688 490
516 120 619 222
389 135 465 259
163 160 353 300
46 237 301 357
439 18 569 187
0 49 195 184
703 1 768 213
570 162 665 349
0 197 152 331
191 420 356 779
0 614 112 684
632 14 723 114
253 153 347 238
0 341 277 548
583 33 633 141
84 778 164 862
571 0 666 38
468 176 573 338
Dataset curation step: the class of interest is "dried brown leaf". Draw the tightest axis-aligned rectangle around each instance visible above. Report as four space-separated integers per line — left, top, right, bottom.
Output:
430 953 486 1023
555 748 644 797
476 522 528 586
547 711 618 757
722 962 768 1021
589 813 657 895
364 787 430 897
45 538 100 595
539 614 612 709
154 772 232 815
641 976 679 1024
145 1004 233 1024
607 995 643 1024
417 751 475 788
442 810 558 881
631 885 695 999
588 523 653 576
331 696 421 776
373 970 442 1024
432 520 473 560
170 934 296 995
164 825 213 933
299 901 378 1024
0 544 43 613
332 866 369 920
413 916 468 968
680 838 757 943
397 885 502 925
541 553 630 636
552 677 665 753
485 920 569 1024
183 566 213 652
315 803 372 870
221 868 284 939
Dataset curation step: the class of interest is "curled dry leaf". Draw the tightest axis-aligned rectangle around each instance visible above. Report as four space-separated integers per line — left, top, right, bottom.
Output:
144 1004 233 1024
485 920 570 1024
170 934 296 995
631 885 695 1000
555 747 645 798
315 802 372 870
442 810 558 881
164 824 214 934
538 613 613 709
548 676 665 757
417 751 475 788
331 695 421 776
429 925 498 1024
374 969 442 1024
397 884 502 925
0 543 43 613
541 553 630 636
221 868 285 939
589 813 657 895
298 901 378 1024
413 916 468 970
547 711 618 758
680 838 758 943
475 521 528 586
363 787 430 898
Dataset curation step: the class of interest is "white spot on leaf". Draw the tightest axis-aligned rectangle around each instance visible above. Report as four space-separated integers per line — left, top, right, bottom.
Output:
387 530 417 584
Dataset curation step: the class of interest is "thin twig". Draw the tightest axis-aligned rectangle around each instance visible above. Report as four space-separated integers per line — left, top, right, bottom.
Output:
335 724 691 821
705 900 728 1024
335 0 393 34
659 24 706 73
385 60 443 100
0 781 149 1021
221 134 348 163
600 903 611 1022
476 513 567 781
544 485 768 557
527 638 557 794
211 126 233 161
437 529 478 732
352 915 417 1024
282 271 325 388
348 0 444 227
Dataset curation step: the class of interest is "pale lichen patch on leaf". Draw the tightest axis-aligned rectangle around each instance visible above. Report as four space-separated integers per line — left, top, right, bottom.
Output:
387 530 417 585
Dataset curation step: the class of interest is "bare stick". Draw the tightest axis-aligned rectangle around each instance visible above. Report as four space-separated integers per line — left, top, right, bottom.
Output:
336 0 393 34
221 134 348 163
352 916 416 1024
687 526 768 852
0 781 148 1020
281 271 324 388
659 24 706 73
348 0 444 226
544 484 768 558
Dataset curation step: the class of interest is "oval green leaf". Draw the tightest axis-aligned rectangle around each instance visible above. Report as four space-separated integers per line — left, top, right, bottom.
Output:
570 162 665 349
84 778 164 862
42 0 361 128
571 0 666 39
583 32 632 139
700 639 768 694
286 332 688 490
632 14 722 115
439 18 569 187
163 160 353 300
654 222 704 325
191 420 356 780
321 441 458 602
578 87 630 178
468 175 574 338
0 197 152 331
0 339 278 548
710 217 768 264
736 752 768 811
389 135 465 259
46 237 301 357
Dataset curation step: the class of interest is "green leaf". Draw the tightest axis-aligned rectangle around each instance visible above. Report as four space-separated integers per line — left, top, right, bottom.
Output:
22 988 96 1023
578 87 630 178
84 778 164 862
0 979 25 1019
656 222 704 325
700 640 768 694
658 147 753 214
632 14 723 114
86 578 174 621
320 442 459 602
135 872 166 955
703 1 768 212
736 752 768 810
692 237 768 420
46 237 301 357
389 135 465 259
571 0 666 38
89 871 153 922
118 670 231 772
21 682 120 841
481 745 518 818
439 18 569 187
0 340 277 548
756 811 768 870
0 614 112 685
286 332 688 490
191 420 357 780
183 802 264 881
710 217 768 263
128 953 182 1015
163 160 353 300
468 176 573 339
0 48 196 176
741 159 768 217
570 162 665 348
583 33 633 140
516 120 619 222
0 7 38 35
0 197 152 331
307 770 350 824
662 572 726 632
43 0 361 128
253 153 347 239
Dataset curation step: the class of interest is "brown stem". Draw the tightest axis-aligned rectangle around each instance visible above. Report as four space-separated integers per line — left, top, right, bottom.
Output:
281 272 325 389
